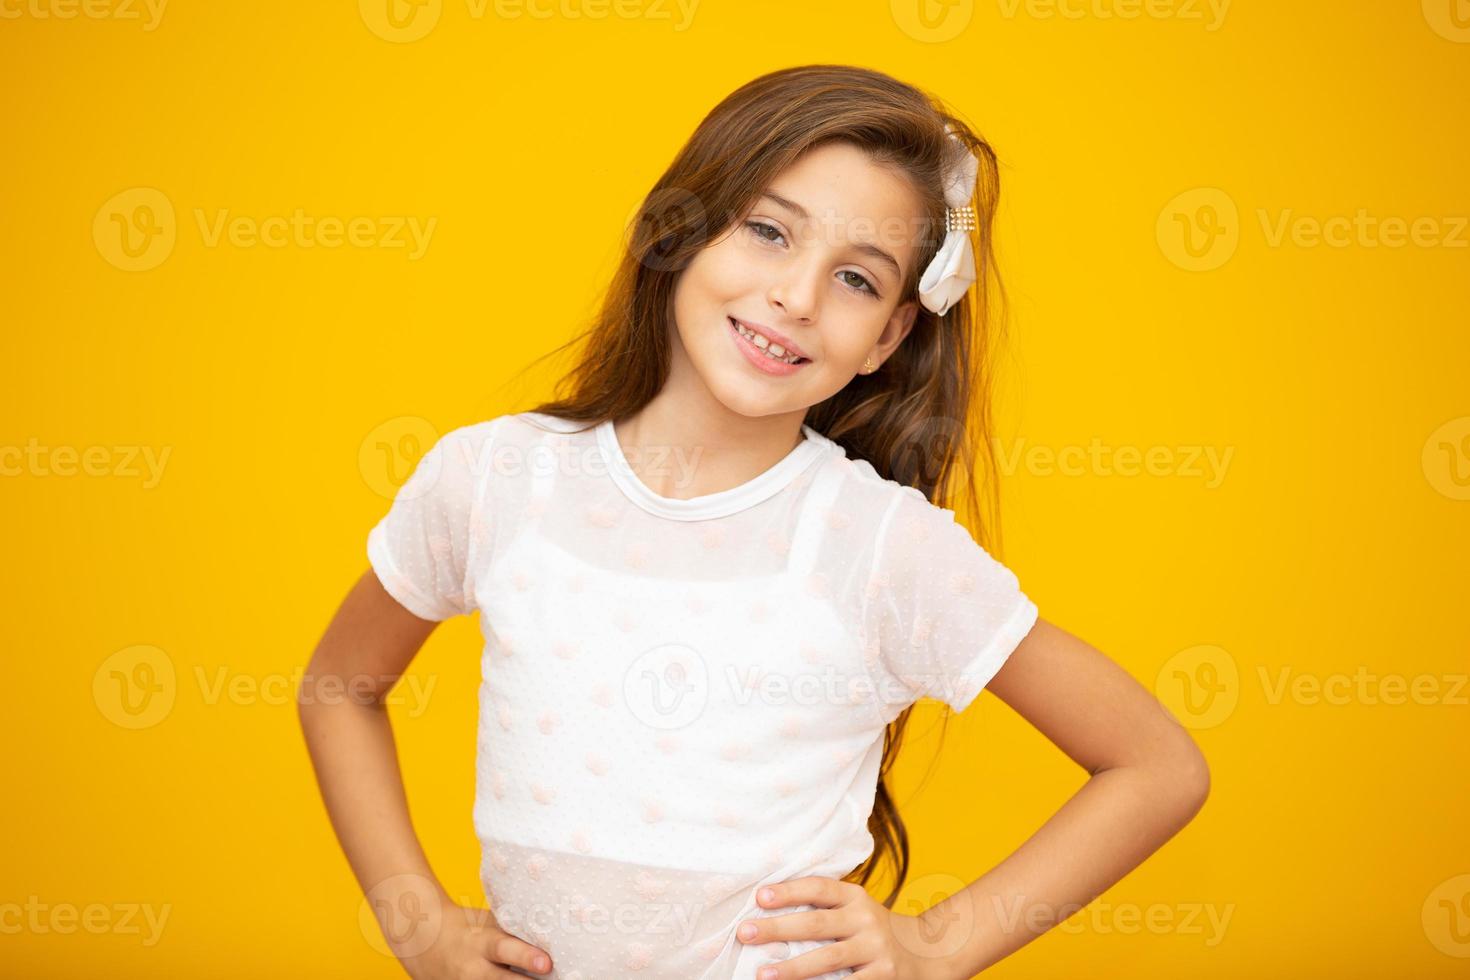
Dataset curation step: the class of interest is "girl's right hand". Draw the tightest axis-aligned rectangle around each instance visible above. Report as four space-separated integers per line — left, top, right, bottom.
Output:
398 899 553 980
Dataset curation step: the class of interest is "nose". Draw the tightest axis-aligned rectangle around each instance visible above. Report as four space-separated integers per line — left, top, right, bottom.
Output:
767 255 822 323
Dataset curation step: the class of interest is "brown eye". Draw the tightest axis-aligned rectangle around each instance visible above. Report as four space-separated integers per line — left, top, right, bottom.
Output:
839 270 877 296
745 220 784 244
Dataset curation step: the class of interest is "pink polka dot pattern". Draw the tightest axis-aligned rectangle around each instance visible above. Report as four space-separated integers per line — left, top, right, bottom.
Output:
717 740 749 762
798 640 830 666
632 869 669 901
624 942 654 970
586 503 620 528
804 571 830 598
371 413 1036 978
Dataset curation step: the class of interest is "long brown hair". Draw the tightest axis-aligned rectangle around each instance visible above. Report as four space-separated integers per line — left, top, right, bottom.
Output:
499 64 1012 908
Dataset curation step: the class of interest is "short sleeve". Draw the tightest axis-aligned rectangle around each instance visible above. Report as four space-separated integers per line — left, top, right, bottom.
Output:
366 424 491 621
865 487 1039 717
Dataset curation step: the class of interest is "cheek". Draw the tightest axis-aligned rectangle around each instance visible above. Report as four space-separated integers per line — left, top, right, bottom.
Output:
695 236 761 294
816 332 873 374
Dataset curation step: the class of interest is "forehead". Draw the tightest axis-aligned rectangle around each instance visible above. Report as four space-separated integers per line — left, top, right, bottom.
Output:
755 142 925 269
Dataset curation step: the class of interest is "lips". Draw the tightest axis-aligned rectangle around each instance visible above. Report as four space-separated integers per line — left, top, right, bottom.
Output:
728 317 810 363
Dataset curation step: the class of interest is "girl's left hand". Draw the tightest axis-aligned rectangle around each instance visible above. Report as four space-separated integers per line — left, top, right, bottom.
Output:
735 877 949 980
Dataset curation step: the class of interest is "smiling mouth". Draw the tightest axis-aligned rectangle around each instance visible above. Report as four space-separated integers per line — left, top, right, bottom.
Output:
728 317 810 364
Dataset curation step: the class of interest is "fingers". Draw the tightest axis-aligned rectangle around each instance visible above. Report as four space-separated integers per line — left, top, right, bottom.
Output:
756 877 853 911
755 938 861 980
482 928 552 975
741 905 845 945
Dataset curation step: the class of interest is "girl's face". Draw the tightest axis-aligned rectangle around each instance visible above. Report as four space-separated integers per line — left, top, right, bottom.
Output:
669 141 924 420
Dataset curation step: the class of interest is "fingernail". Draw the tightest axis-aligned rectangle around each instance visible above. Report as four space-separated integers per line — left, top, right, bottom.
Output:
759 968 777 980
534 955 549 971
739 921 756 940
758 887 774 902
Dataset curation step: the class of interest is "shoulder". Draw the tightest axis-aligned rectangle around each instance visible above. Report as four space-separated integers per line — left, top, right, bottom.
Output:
820 452 991 582
823 449 953 530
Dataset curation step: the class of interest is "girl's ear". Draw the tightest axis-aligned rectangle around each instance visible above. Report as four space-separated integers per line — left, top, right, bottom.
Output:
881 299 919 351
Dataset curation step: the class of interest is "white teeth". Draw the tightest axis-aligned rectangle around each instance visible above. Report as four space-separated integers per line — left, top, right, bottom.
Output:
732 319 803 364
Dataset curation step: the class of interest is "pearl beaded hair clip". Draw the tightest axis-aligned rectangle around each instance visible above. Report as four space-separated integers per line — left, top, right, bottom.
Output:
916 124 981 317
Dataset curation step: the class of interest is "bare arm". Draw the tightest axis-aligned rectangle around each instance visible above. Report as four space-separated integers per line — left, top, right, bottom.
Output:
297 568 552 978
921 617 1211 979
298 568 444 906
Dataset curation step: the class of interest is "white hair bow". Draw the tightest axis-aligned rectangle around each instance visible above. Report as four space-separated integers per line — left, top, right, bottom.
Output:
916 125 980 317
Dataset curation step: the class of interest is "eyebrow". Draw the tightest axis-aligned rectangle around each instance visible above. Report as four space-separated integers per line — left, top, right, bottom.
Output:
758 190 903 281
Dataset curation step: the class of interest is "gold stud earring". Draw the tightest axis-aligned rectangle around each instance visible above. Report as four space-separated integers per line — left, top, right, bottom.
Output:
862 355 875 374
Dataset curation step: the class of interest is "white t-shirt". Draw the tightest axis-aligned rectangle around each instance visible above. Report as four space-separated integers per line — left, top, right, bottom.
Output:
367 411 1039 980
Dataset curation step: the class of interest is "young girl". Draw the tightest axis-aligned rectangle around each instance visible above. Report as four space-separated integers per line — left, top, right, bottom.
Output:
301 64 1210 980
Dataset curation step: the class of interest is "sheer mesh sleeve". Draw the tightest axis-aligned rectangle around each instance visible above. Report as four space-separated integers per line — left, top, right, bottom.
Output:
865 487 1039 717
366 424 490 621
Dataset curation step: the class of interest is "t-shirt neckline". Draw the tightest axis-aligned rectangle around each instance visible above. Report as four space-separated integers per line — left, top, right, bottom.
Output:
595 416 833 521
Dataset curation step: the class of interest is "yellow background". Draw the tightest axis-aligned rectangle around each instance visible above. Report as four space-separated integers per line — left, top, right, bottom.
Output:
3 1 1468 976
